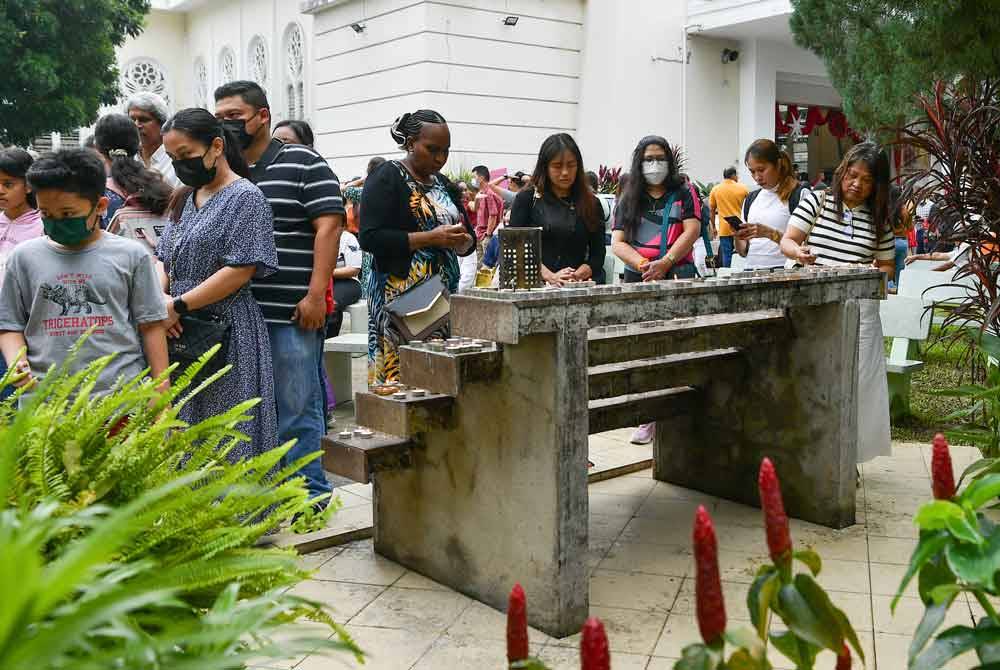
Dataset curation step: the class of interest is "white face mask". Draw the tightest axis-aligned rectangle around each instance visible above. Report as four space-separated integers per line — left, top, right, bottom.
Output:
642 160 669 185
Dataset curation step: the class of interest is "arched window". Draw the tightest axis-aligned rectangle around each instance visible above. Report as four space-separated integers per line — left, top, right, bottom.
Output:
194 57 208 109
248 35 268 91
218 46 237 85
121 58 170 105
283 23 305 119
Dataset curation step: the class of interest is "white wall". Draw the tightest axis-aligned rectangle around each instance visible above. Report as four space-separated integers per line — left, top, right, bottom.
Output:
575 0 687 173
735 37 832 182
684 35 741 185
309 0 585 179
116 10 189 111
183 0 313 119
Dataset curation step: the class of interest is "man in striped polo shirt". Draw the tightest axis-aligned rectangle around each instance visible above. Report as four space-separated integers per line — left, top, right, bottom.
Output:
215 81 343 504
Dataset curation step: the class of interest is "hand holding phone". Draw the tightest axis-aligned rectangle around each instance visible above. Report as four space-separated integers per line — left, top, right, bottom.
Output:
724 215 744 231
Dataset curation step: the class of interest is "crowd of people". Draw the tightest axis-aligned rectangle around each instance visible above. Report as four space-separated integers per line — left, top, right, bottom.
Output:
0 90 929 497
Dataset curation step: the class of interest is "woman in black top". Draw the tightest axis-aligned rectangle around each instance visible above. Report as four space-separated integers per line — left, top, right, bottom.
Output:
509 133 605 285
359 109 475 383
611 135 700 281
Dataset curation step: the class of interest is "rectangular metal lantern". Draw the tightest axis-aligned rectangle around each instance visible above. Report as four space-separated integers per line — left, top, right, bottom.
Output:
498 226 544 289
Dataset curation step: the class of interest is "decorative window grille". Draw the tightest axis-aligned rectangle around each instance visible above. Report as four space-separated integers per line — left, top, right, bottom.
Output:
283 24 305 119
122 58 170 105
194 57 208 109
248 36 268 90
219 47 237 85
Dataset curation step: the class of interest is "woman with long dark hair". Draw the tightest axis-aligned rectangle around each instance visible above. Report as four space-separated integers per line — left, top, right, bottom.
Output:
509 133 605 285
93 113 145 228
781 142 895 463
611 135 700 282
736 139 806 269
359 109 475 384
94 113 173 252
157 108 280 462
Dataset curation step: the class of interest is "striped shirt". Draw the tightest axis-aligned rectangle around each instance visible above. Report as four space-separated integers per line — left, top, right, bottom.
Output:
789 189 894 265
249 140 345 323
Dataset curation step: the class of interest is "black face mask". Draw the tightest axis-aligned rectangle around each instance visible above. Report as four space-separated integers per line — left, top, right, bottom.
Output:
172 153 217 189
222 118 255 151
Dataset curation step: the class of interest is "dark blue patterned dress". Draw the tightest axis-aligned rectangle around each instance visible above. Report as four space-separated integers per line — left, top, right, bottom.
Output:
156 179 280 461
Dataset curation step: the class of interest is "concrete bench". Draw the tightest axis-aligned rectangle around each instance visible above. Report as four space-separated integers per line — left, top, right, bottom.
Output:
346 301 367 335
879 294 931 420
323 332 367 407
897 267 976 305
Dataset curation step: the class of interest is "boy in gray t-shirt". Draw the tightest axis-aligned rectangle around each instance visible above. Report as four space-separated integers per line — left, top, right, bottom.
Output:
0 149 168 395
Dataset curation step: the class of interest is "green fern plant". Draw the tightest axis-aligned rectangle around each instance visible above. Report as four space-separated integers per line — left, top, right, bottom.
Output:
0 341 363 667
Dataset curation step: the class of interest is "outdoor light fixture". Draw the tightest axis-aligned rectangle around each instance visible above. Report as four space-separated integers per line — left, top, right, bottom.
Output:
350 22 366 33
722 48 739 63
502 16 519 26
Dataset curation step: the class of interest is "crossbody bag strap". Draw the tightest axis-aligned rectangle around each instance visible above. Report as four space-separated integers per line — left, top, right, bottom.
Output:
658 191 681 260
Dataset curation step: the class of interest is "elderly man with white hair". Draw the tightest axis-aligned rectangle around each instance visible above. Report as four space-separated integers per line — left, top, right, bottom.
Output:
125 91 179 188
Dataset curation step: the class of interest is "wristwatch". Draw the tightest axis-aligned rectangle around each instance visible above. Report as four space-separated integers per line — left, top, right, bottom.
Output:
173 297 190 315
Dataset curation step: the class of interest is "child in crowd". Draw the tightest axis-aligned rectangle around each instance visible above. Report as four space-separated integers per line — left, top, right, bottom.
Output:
0 149 44 288
0 148 45 396
0 149 169 395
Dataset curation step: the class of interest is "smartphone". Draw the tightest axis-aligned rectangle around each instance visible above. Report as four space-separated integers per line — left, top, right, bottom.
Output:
724 215 744 231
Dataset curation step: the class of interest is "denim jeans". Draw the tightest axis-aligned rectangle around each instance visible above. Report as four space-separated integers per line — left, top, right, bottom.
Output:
718 236 735 268
893 236 908 288
268 322 332 500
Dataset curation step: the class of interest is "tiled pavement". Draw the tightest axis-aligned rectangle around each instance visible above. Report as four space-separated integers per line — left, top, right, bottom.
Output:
253 442 988 670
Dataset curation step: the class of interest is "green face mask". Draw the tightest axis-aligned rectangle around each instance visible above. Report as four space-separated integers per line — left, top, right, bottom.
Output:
43 206 97 246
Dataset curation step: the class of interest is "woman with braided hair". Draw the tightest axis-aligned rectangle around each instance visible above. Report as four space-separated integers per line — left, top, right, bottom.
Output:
359 109 475 383
94 113 173 252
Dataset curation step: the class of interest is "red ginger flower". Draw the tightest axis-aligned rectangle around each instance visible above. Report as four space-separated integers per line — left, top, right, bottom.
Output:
932 433 956 500
758 458 792 565
836 642 851 670
507 583 529 663
581 617 610 670
693 505 727 645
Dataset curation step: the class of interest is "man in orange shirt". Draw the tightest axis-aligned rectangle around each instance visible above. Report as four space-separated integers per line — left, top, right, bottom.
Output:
708 167 749 268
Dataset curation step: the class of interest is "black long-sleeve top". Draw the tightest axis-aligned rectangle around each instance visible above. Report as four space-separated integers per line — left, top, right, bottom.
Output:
358 161 475 278
508 187 606 275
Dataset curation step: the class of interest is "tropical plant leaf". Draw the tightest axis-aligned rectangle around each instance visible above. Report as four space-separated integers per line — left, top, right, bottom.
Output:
675 643 721 670
893 530 951 611
747 570 781 639
769 630 819 670
793 549 822 576
910 600 955 662
913 625 1000 670
775 576 841 653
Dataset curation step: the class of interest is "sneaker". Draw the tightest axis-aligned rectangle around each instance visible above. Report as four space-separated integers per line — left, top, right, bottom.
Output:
630 423 655 445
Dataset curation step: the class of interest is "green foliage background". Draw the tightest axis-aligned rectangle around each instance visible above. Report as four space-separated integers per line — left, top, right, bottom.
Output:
789 0 1000 128
0 0 150 146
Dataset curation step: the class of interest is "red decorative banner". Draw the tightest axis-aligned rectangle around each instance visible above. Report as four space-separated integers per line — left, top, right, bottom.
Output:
775 104 860 140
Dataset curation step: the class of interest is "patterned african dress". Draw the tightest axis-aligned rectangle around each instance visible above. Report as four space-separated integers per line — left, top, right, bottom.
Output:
368 162 462 384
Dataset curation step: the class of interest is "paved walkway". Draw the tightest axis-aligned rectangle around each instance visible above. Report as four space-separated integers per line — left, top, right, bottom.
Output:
257 444 985 670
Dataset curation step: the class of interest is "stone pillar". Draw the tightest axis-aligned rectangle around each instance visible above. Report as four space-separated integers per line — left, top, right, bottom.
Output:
654 301 860 529
372 330 590 638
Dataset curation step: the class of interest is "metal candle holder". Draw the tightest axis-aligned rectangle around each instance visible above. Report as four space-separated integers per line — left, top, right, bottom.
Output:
499 227 544 289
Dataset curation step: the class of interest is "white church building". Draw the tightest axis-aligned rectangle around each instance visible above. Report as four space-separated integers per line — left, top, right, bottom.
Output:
97 0 853 183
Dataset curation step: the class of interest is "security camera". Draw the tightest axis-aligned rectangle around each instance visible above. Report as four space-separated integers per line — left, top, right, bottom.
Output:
722 48 739 64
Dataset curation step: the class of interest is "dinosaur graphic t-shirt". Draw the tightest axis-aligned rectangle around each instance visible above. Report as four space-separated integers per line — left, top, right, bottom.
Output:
0 233 167 394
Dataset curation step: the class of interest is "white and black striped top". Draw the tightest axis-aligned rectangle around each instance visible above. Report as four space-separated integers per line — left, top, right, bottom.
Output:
789 190 894 265
249 140 345 323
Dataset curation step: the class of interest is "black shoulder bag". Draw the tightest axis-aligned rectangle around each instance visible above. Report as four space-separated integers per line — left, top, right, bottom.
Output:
166 194 232 383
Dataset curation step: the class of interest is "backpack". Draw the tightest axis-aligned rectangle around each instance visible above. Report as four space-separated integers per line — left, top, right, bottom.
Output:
743 183 806 221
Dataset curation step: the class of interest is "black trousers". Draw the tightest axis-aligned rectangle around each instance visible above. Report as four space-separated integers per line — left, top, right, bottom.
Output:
326 279 363 338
